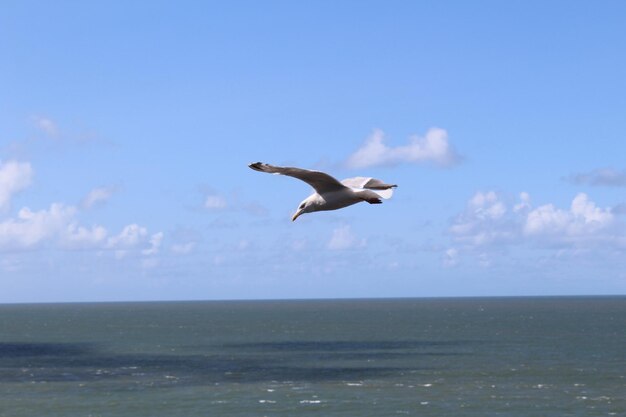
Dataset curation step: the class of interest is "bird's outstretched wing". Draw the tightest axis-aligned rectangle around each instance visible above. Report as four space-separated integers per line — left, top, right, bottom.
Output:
249 162 347 194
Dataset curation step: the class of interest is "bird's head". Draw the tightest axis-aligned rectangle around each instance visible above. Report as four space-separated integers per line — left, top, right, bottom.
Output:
292 195 319 221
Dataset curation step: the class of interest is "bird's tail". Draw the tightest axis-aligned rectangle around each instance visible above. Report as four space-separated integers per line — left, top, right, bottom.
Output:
341 177 396 199
357 189 389 203
370 187 394 199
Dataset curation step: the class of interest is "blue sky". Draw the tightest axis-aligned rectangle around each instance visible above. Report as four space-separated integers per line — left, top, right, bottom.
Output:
1 1 625 302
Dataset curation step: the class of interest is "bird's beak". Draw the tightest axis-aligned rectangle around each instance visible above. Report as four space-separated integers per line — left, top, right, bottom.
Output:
292 210 303 222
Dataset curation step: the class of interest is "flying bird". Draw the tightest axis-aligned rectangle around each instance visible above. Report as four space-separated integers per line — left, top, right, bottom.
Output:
249 162 397 221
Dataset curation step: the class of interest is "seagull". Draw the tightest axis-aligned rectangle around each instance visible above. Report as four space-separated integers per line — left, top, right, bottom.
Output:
249 162 397 221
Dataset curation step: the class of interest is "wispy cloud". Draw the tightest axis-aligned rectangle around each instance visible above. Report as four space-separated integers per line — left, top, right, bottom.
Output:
27 115 107 147
169 226 200 255
612 203 626 215
443 247 459 268
566 168 626 187
171 242 195 254
345 128 461 169
197 184 229 211
327 225 366 250
0 160 33 211
198 185 268 217
33 116 59 137
204 194 228 210
81 186 117 209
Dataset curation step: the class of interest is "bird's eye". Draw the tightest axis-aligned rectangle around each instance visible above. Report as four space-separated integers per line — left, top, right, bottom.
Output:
299 203 305 209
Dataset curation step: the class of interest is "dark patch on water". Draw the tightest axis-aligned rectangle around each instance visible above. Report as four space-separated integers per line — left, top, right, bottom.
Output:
0 342 93 358
224 339 482 351
0 338 476 384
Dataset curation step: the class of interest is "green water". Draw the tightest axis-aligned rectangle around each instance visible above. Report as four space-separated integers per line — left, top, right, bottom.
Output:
1 297 624 416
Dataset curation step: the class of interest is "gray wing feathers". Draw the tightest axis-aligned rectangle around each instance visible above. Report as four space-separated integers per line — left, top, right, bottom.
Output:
249 162 346 194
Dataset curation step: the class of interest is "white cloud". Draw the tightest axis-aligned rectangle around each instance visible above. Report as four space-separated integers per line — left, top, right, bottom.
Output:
142 232 164 256
0 159 158 255
106 224 155 259
62 223 108 248
107 224 148 249
449 191 622 258
513 192 531 212
0 201 161 257
0 204 76 249
468 191 507 220
345 128 460 169
524 193 614 237
81 186 116 209
449 191 517 246
327 225 366 250
0 160 33 211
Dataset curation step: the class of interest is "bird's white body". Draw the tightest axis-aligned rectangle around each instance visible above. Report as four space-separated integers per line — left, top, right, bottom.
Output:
304 189 384 212
303 191 357 212
249 162 397 221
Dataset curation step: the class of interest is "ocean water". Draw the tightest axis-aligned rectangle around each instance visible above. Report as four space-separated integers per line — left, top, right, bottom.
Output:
0 297 624 416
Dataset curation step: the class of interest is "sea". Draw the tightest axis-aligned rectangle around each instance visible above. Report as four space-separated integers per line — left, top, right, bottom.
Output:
0 297 624 417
